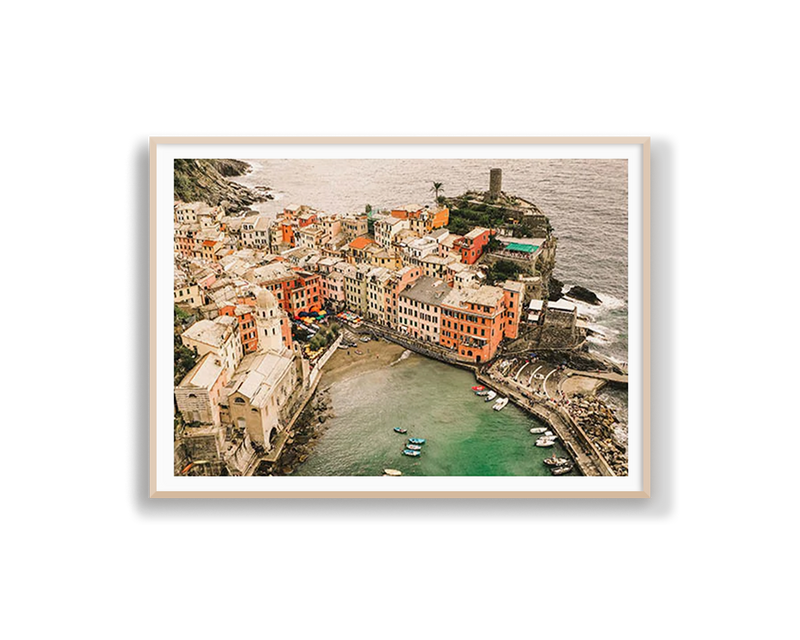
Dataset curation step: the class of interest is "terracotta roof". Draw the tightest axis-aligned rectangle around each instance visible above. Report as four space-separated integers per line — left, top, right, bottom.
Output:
349 237 376 250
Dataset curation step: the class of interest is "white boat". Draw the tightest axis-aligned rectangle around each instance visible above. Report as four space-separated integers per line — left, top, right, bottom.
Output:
551 464 574 476
530 427 547 434
544 431 553 437
383 469 402 476
493 398 509 411
543 454 570 467
484 391 497 402
535 437 556 447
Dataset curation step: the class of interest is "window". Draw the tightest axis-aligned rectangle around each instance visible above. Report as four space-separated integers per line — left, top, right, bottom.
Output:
234 397 245 404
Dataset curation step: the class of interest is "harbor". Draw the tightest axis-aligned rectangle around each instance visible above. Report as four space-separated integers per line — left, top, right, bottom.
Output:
294 346 577 477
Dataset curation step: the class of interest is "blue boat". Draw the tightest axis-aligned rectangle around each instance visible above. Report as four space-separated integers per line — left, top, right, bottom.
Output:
402 449 421 457
393 427 407 434
407 438 426 445
406 444 422 451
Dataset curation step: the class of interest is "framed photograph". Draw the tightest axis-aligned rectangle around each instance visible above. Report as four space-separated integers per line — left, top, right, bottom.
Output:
150 137 650 498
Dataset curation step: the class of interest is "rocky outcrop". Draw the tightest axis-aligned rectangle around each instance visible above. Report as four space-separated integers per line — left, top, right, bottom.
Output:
566 285 601 306
547 276 564 301
174 159 272 213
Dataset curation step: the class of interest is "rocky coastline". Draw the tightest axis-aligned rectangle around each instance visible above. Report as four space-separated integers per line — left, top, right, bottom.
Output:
565 394 627 475
253 388 335 476
174 158 273 213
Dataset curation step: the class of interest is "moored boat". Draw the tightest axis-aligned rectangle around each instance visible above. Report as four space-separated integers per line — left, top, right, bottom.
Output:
384 469 402 476
551 464 574 475
530 427 547 434
471 385 485 392
393 427 407 434
406 444 422 451
543 454 570 467
475 389 489 396
535 437 556 447
407 437 426 445
484 391 497 402
402 449 421 457
493 398 509 411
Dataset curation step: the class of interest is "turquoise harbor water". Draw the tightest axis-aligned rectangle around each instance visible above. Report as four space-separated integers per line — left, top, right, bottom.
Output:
296 352 575 477
233 159 629 469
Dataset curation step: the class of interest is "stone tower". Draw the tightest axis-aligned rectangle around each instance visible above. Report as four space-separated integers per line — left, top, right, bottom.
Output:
254 288 286 353
489 168 502 200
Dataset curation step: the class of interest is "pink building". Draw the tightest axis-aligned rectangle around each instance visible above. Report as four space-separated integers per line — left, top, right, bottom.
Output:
397 276 448 343
383 265 420 329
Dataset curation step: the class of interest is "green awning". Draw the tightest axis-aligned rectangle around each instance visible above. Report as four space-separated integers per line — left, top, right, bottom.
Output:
506 243 538 253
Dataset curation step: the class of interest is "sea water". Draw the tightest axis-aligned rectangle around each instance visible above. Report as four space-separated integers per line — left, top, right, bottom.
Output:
295 353 576 476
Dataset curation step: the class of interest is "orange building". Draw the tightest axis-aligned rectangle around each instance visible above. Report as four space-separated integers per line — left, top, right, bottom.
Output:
390 204 449 234
439 285 507 363
249 262 322 318
502 281 525 339
454 227 492 265
279 206 318 247
348 236 377 263
218 301 259 353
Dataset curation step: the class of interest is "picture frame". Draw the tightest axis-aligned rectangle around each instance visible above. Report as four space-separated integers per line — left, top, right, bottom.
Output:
150 137 650 498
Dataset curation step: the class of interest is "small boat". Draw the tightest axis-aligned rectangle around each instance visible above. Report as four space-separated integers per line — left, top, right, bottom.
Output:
552 464 574 476
393 427 407 434
406 444 422 451
471 385 485 392
530 427 547 434
407 437 426 445
475 389 489 396
360 336 371 342
544 431 553 437
484 391 497 402
535 437 556 447
354 349 363 355
543 454 570 467
337 343 348 350
384 469 402 476
493 398 509 411
402 449 421 457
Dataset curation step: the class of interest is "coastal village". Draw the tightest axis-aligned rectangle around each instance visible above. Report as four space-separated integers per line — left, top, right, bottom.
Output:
173 166 628 478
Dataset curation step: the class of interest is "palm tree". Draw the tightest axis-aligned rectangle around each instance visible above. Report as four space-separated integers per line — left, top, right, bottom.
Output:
430 181 444 201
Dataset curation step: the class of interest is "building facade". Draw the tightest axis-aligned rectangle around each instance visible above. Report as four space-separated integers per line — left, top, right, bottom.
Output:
398 277 447 343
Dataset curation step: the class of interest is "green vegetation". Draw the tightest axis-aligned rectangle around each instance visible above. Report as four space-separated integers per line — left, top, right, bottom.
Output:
485 259 522 285
308 322 341 351
430 181 444 200
446 201 507 235
174 340 198 385
174 305 198 385
446 198 537 238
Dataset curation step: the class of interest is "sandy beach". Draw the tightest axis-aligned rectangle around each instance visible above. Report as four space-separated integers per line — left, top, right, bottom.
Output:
320 338 407 386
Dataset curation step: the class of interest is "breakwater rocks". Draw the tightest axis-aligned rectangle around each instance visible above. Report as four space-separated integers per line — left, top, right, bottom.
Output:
566 394 627 476
254 388 334 476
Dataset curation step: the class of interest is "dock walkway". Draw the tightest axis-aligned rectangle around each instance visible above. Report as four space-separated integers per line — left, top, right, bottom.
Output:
475 372 615 477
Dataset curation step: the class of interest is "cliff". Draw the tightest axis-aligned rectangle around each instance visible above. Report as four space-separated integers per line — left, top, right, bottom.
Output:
173 159 271 212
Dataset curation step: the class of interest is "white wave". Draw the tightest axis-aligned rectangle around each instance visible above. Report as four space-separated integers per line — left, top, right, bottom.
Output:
562 284 627 318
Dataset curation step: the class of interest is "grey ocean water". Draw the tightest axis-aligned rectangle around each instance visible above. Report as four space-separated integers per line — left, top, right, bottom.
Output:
233 159 629 473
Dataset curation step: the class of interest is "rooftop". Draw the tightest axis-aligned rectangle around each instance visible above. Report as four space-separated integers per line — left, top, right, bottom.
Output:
503 280 525 293
399 276 449 306
182 316 237 347
248 262 295 284
464 227 490 240
442 284 504 311
349 237 377 250
226 350 295 408
177 352 225 390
